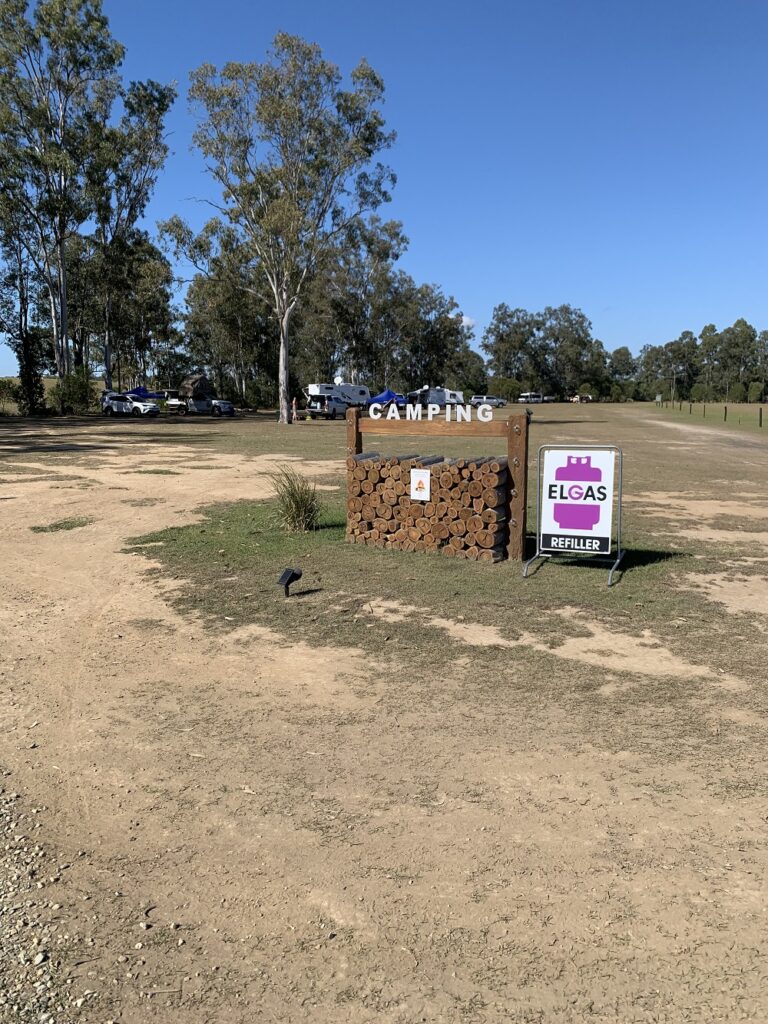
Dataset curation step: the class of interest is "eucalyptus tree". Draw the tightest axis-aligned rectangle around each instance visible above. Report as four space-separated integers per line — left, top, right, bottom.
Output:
0 211 48 413
87 79 176 387
161 215 279 399
188 33 396 422
293 216 407 386
0 0 124 376
482 303 603 396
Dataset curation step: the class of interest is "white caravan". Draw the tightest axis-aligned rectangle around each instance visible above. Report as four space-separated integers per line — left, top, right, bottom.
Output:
407 385 465 407
303 382 371 407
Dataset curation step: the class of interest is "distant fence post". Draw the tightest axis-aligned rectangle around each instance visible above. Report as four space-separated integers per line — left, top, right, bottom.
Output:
724 405 728 422
760 407 763 429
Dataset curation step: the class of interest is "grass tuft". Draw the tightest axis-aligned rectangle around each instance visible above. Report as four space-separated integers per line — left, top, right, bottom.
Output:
30 516 95 533
269 465 322 532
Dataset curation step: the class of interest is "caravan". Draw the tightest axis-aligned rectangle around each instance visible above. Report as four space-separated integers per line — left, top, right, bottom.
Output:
303 382 371 408
407 385 465 408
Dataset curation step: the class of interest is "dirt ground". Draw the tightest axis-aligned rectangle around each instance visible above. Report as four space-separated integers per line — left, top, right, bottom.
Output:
1 408 767 1023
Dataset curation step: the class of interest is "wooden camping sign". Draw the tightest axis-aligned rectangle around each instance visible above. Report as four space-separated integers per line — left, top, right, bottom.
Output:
345 407 529 561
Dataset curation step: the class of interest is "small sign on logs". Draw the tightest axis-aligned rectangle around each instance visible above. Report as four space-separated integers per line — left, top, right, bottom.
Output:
346 406 530 561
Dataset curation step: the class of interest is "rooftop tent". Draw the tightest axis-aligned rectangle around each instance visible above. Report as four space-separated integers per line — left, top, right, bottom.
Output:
368 388 399 405
178 374 215 399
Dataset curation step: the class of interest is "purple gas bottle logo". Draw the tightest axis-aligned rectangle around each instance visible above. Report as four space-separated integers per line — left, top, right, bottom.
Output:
552 456 604 530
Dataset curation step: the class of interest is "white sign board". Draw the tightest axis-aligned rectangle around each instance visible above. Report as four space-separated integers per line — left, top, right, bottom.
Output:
410 468 431 502
539 449 615 555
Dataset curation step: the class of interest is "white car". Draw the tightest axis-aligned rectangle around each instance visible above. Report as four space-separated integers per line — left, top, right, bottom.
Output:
166 395 235 417
306 396 347 419
102 393 160 417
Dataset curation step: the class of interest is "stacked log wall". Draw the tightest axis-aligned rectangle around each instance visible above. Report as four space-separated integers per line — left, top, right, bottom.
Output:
346 452 510 562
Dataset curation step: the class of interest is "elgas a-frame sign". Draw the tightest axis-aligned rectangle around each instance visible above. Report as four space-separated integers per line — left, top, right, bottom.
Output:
524 446 625 586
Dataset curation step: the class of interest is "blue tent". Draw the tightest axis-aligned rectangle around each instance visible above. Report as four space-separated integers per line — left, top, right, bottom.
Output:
368 388 399 405
126 386 165 400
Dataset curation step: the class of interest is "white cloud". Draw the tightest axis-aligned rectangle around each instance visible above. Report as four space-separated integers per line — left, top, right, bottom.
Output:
461 315 476 330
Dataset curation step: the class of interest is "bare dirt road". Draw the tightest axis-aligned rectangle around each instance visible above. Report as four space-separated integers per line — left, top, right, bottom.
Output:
1 411 767 1024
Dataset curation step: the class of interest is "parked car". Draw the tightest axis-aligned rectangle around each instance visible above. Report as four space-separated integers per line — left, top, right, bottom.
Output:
166 393 204 415
210 398 235 417
305 396 347 420
166 393 235 417
102 392 160 417
470 394 507 408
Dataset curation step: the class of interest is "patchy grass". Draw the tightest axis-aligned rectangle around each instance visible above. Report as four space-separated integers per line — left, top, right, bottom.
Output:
127 496 766 692
30 515 95 533
128 468 181 475
122 496 165 507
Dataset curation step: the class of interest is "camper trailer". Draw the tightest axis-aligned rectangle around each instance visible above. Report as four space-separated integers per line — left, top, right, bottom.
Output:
303 382 371 408
407 386 465 408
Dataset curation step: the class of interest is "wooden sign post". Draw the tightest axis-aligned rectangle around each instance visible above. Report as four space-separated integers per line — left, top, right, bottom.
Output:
346 408 530 560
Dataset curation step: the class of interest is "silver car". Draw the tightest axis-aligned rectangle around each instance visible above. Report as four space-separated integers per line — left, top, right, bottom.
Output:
470 394 507 408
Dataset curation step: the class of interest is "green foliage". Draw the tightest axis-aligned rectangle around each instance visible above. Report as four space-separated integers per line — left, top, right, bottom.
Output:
49 369 98 415
9 327 48 414
269 466 322 533
482 304 607 398
690 382 709 402
748 381 764 403
0 377 14 412
609 346 637 380
728 382 746 404
0 0 175 386
489 377 521 402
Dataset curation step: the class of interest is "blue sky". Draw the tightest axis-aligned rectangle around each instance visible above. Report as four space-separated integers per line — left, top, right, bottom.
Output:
3 0 768 375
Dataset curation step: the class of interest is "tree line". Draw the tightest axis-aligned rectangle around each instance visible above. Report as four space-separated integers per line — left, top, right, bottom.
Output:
1 1 766 418
482 306 768 403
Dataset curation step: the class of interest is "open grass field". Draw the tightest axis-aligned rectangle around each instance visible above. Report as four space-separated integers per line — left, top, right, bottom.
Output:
655 400 767 436
0 404 767 1023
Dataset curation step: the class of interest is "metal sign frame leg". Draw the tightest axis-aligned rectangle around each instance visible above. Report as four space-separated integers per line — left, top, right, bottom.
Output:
523 445 625 587
522 453 547 578
607 450 625 586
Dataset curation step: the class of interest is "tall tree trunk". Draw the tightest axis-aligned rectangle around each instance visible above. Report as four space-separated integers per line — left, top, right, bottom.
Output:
104 295 113 390
278 305 293 424
276 319 288 423
47 290 63 377
57 238 69 378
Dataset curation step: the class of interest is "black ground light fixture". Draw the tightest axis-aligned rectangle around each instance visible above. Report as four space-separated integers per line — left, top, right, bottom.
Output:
278 567 302 598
